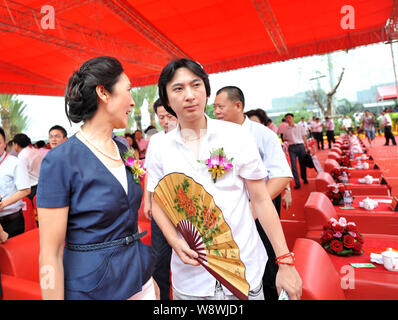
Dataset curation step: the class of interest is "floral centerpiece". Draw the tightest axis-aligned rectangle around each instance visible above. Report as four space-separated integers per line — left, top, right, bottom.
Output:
321 217 364 256
326 183 346 205
331 167 350 183
338 154 350 167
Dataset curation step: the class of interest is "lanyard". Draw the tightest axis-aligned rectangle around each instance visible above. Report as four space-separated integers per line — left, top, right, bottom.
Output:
0 152 8 166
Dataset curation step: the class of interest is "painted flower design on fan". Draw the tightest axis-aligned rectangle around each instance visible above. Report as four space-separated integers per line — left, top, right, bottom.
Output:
173 178 222 252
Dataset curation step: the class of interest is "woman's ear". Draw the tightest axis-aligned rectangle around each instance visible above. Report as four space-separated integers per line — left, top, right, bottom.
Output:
96 85 109 104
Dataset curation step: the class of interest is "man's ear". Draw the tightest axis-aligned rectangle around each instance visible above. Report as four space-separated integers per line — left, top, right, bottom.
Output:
236 100 244 112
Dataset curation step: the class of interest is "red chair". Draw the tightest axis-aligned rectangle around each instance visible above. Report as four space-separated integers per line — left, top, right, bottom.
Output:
0 229 41 299
330 147 342 155
315 172 390 196
327 151 340 161
21 197 38 232
324 159 340 174
293 238 346 300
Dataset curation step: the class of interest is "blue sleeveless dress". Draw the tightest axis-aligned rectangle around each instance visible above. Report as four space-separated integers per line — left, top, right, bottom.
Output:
37 135 153 300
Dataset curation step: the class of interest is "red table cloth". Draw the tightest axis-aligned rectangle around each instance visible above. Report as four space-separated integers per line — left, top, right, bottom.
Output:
335 196 398 235
328 235 398 299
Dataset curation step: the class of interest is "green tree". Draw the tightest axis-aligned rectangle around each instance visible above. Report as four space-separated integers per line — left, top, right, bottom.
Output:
335 98 363 115
142 85 158 128
0 94 30 140
307 69 345 116
205 104 216 119
129 87 146 132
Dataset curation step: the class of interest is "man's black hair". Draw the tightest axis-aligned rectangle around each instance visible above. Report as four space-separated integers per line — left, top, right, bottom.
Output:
49 125 67 138
216 86 245 110
158 58 211 117
13 133 31 148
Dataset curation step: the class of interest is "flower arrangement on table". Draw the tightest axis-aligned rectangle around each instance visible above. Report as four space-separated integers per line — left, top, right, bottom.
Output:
124 149 146 184
321 217 364 256
325 183 347 205
340 143 350 151
338 154 351 167
331 168 350 183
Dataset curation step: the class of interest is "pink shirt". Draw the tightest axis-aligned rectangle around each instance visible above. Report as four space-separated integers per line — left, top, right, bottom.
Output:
267 122 278 133
325 120 334 131
283 124 306 145
137 139 149 159
311 122 323 133
277 122 289 135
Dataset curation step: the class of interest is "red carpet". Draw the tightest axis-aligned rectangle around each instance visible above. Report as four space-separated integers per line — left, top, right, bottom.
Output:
280 134 398 250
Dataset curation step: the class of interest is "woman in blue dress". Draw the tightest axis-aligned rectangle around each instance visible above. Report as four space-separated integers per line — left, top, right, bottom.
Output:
37 56 154 300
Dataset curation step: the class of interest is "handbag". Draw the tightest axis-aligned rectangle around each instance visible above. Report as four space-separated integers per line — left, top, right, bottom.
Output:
304 152 315 168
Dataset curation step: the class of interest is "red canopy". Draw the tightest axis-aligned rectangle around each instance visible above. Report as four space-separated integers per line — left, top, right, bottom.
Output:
377 85 398 100
0 0 394 96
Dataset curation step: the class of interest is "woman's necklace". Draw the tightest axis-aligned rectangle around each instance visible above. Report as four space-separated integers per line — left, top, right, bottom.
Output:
79 128 121 161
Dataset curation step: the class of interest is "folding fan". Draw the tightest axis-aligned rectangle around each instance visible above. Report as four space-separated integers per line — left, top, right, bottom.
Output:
153 172 249 300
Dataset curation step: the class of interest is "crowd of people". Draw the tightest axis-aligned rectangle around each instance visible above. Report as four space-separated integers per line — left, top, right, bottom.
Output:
1 55 397 301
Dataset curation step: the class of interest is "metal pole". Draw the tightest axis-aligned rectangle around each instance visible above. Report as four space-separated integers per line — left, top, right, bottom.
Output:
390 42 398 96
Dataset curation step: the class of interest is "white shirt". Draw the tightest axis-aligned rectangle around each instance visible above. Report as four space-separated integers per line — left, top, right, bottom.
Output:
382 113 392 126
298 120 308 133
145 115 268 297
343 118 353 129
18 146 43 187
108 164 128 194
143 130 166 170
241 117 292 181
0 152 30 217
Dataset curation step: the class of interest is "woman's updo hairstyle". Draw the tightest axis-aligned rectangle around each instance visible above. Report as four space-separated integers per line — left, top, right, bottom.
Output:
65 56 124 123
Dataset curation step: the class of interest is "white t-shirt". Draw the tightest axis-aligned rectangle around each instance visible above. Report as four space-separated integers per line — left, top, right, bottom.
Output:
382 113 392 126
18 146 43 187
0 152 30 217
145 115 268 297
241 117 292 181
343 118 353 129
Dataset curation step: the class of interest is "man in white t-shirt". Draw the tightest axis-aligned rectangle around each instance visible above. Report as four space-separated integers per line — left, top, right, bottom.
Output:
0 128 31 238
214 85 293 300
380 109 397 146
13 133 43 202
342 115 353 135
145 58 302 300
143 98 177 300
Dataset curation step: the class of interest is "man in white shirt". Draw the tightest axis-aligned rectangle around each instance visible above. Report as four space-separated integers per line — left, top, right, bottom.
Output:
214 85 293 300
342 115 353 135
145 58 301 300
298 117 309 137
380 109 397 146
283 113 309 189
324 116 335 149
143 98 177 300
13 133 43 202
0 127 31 238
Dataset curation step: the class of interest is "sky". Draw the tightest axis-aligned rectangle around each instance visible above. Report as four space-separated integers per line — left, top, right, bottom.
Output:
17 41 398 142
